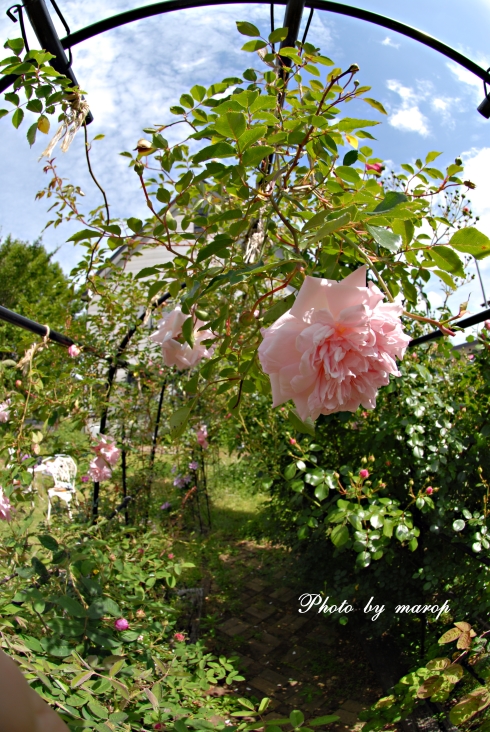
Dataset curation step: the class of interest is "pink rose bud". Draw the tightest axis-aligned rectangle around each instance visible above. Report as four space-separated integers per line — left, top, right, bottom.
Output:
426 486 433 495
81 475 89 483
137 548 145 555
366 163 384 173
114 618 129 631
68 344 81 358
168 553 175 559
174 632 185 642
289 438 297 445
15 380 22 388
360 469 370 479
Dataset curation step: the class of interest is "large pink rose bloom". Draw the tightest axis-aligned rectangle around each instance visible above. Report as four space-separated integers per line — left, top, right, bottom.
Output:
150 306 214 370
88 456 113 482
258 267 410 421
0 487 12 521
94 434 121 466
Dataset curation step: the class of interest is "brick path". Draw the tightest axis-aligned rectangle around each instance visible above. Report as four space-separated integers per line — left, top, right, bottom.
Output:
208 541 382 731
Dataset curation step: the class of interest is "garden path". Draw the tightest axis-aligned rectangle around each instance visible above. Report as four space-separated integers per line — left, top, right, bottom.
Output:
206 540 383 731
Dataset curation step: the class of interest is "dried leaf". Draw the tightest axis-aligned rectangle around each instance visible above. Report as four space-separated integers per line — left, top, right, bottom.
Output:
457 631 472 649
439 627 462 644
454 621 472 632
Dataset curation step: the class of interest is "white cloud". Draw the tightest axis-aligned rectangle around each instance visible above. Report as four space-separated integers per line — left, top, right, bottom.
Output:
386 81 431 135
381 36 400 49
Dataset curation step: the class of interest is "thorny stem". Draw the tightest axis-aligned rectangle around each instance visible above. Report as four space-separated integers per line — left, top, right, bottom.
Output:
339 233 394 303
83 124 110 223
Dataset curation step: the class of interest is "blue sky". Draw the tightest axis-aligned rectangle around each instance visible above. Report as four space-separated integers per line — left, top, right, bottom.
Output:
2 0 490 332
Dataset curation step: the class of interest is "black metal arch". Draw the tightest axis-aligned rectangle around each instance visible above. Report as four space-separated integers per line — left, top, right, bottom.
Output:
58 0 490 86
2 0 490 106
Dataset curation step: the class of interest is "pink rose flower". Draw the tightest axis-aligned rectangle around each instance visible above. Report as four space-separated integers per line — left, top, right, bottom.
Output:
359 469 370 479
426 486 433 495
366 163 384 173
174 632 185 642
94 434 121 466
168 553 175 559
0 487 12 521
81 475 90 483
67 344 81 358
88 456 113 482
258 267 410 421
114 618 129 631
0 401 10 423
196 424 209 449
150 306 214 370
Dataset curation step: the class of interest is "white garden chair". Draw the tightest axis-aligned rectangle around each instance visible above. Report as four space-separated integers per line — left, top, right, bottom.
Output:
34 455 78 521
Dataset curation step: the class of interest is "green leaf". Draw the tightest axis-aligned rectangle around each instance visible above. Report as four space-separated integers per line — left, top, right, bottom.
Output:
343 150 358 166
449 226 490 259
288 409 315 436
181 316 194 348
331 525 350 548
289 710 305 727
242 40 268 52
269 27 288 43
71 670 94 688
335 165 361 184
220 111 247 140
262 292 295 324
88 700 109 719
67 229 101 242
425 150 442 164
370 191 408 214
26 122 37 147
38 534 59 551
310 716 340 726
237 125 267 151
0 109 8 119
236 21 261 36
429 245 464 277
366 225 401 253
193 142 236 164
26 98 43 114
170 406 192 439
190 84 206 102
433 269 456 289
363 98 387 114
196 236 232 263
127 217 143 233
242 145 274 167
12 107 24 128
88 597 120 619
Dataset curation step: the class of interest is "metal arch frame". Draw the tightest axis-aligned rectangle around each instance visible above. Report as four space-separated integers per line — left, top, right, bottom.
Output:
2 0 490 93
54 0 490 85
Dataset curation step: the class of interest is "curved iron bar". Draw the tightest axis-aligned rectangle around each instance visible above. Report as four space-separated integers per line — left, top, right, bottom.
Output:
408 307 490 347
6 5 30 52
54 0 490 85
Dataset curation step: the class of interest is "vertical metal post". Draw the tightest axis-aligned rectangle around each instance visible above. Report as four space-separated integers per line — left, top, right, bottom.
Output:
280 0 306 61
22 0 93 123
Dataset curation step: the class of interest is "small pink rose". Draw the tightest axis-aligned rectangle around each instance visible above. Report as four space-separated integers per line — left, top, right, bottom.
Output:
68 344 81 358
289 438 297 445
426 486 433 495
359 469 370 479
0 487 12 522
81 475 90 483
366 162 384 173
484 320 490 331
168 553 175 559
174 632 185 642
114 618 129 631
